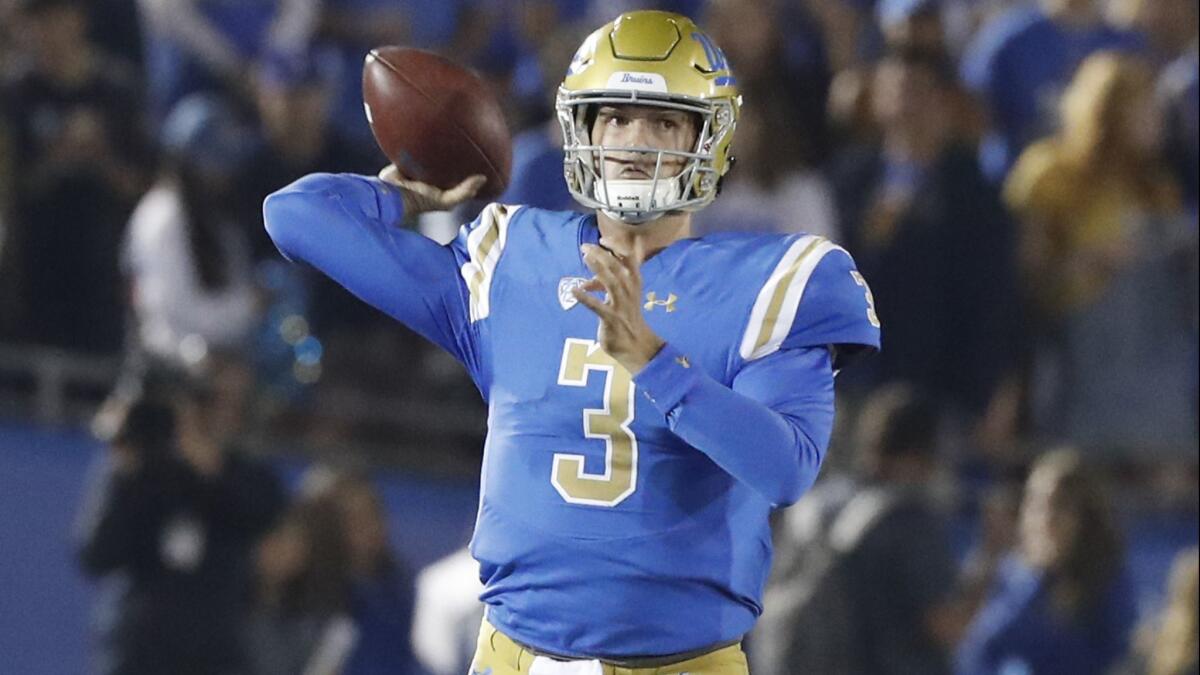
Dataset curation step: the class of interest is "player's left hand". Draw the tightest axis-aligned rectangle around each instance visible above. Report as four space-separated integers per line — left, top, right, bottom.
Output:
573 238 666 374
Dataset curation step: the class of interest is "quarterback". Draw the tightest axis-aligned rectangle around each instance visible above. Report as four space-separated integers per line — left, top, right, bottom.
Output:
264 11 879 675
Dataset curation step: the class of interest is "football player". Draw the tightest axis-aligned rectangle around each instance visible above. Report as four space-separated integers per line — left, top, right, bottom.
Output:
264 11 880 675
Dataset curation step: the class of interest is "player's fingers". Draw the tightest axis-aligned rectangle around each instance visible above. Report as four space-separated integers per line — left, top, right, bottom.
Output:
585 242 635 285
378 164 412 186
581 277 606 293
581 245 633 305
441 174 488 205
572 287 614 318
581 244 618 279
596 238 633 273
599 237 642 287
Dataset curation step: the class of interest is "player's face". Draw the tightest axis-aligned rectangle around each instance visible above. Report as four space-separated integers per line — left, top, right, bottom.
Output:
592 105 698 179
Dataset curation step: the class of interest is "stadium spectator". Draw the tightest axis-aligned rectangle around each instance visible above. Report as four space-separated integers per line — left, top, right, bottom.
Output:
0 0 149 355
74 362 286 675
303 468 420 675
831 46 1018 433
961 0 1144 182
754 384 961 675
125 93 262 367
136 0 318 120
955 448 1137 675
246 493 358 675
1005 52 1196 455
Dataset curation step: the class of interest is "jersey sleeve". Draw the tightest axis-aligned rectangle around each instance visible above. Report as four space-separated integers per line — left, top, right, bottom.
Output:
634 344 835 507
264 173 520 382
738 235 881 368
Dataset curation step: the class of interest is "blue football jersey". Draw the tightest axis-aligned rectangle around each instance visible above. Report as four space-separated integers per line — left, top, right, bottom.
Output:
264 174 881 659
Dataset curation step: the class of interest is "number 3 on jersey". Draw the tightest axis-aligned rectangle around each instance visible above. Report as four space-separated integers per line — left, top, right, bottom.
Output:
851 270 881 328
552 338 638 507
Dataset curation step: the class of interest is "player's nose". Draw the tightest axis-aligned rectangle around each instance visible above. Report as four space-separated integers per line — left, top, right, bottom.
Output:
629 118 659 146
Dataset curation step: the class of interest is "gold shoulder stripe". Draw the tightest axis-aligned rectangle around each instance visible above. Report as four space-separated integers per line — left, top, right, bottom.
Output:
739 235 840 361
460 204 520 322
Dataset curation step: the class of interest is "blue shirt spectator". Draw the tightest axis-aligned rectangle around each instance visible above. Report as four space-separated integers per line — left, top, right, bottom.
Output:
343 565 419 675
956 449 1137 675
955 556 1138 675
305 468 422 675
961 1 1143 181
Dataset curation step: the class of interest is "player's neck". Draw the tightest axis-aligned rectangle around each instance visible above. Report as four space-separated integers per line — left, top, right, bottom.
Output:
595 210 693 260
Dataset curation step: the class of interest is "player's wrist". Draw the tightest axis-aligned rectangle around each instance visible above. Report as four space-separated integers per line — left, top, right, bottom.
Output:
380 180 427 217
632 342 702 416
623 336 666 376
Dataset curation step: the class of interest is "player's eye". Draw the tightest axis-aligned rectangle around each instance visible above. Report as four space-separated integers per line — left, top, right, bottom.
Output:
657 118 678 131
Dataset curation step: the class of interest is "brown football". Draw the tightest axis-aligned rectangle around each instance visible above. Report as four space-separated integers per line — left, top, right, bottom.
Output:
362 47 512 200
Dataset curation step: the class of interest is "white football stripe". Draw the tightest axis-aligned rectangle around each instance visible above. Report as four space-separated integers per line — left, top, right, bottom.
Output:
739 235 840 361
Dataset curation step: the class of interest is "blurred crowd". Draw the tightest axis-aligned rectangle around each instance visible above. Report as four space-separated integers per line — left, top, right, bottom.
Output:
74 349 421 674
0 0 1196 674
0 0 1196 462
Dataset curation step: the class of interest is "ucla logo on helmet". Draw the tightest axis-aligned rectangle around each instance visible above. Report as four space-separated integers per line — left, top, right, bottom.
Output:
566 40 593 76
691 32 736 86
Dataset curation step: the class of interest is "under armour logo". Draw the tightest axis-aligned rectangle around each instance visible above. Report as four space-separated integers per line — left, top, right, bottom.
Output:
644 291 677 312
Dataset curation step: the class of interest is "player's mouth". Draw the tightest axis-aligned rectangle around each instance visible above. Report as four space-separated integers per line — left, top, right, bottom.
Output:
607 158 654 179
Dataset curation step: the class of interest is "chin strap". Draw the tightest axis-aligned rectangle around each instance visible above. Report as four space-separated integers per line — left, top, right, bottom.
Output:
595 177 682 223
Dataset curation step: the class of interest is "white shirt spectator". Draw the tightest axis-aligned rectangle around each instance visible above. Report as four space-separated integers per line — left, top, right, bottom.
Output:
412 547 485 675
124 180 258 363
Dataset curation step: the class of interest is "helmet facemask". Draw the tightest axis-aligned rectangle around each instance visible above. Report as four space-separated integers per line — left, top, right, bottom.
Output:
557 90 736 224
